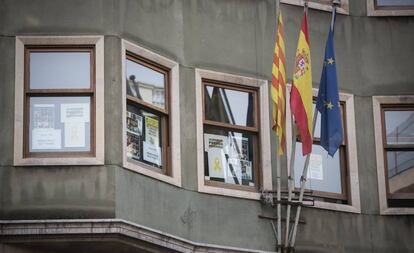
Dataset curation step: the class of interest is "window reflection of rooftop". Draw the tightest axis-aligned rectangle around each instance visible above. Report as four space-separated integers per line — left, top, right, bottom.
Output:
127 76 165 109
386 111 414 144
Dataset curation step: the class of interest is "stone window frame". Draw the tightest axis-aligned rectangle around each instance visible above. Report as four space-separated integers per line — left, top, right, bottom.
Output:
121 39 181 187
14 36 105 166
373 96 414 215
195 68 272 200
286 87 361 213
367 0 414 16
280 0 350 15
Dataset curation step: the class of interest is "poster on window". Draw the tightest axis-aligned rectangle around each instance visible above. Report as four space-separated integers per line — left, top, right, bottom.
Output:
226 157 243 185
127 111 143 136
145 116 159 146
127 132 141 160
33 104 55 128
207 147 226 179
308 154 323 180
143 141 161 166
228 135 249 161
203 133 229 154
64 122 85 148
60 103 90 123
241 160 253 181
32 128 61 150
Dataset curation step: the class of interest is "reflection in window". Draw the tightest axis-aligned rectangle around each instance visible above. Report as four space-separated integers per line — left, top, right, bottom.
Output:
204 85 255 128
385 111 414 144
126 59 166 109
202 81 259 189
203 127 255 187
294 101 347 201
125 53 169 174
383 107 414 206
376 0 414 6
294 143 342 195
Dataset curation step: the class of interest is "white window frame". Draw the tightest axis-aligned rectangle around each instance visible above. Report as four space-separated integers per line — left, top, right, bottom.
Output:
367 0 414 16
195 69 272 200
281 0 350 15
286 87 361 213
14 36 105 166
121 40 181 187
373 96 414 215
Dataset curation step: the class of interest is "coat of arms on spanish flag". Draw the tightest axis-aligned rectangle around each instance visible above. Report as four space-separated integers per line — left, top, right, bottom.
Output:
290 11 313 156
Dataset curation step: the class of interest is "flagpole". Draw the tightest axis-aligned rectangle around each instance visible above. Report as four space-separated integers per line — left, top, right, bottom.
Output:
275 1 282 252
289 1 340 248
289 109 317 247
284 113 296 249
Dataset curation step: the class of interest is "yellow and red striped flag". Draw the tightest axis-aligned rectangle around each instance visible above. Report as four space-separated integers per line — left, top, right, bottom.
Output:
271 11 287 155
290 11 313 156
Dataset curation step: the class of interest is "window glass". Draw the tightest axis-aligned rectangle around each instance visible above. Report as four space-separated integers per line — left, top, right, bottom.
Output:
203 126 255 187
376 0 414 6
30 52 91 89
382 107 414 205
384 110 414 145
294 143 342 195
126 104 163 169
204 85 255 127
126 59 166 109
29 96 91 152
386 151 414 194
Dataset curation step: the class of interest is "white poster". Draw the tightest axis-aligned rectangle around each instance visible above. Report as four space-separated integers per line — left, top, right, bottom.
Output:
143 141 162 166
127 111 143 136
203 133 229 154
60 103 90 123
308 154 324 180
228 135 249 161
241 160 253 181
226 157 242 185
145 116 159 146
64 122 85 147
33 104 55 128
207 148 226 179
32 128 61 150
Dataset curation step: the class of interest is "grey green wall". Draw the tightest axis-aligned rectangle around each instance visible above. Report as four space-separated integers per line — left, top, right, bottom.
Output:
1 0 414 252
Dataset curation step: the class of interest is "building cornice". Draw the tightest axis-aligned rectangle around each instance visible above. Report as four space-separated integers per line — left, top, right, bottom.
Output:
0 219 275 253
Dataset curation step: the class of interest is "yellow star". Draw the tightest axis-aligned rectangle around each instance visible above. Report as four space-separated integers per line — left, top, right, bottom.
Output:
326 101 334 109
327 58 334 65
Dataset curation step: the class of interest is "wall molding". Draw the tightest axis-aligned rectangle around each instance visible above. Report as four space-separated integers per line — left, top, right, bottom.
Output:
0 219 274 253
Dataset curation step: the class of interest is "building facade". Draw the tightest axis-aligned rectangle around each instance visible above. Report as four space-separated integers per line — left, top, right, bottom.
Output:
0 0 414 252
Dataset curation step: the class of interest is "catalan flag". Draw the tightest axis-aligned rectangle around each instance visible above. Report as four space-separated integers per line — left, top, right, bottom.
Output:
290 11 313 156
271 11 287 155
316 7 343 156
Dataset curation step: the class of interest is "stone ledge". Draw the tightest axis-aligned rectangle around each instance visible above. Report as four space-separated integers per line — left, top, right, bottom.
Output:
0 219 274 253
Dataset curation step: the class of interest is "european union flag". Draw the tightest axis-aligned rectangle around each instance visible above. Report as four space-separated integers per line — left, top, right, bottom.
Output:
316 9 343 157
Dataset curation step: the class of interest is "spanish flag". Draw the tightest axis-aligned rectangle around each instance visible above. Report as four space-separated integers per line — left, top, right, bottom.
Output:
290 11 313 156
271 11 287 155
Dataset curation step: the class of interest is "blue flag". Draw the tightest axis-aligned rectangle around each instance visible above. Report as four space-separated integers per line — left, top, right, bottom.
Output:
316 9 343 157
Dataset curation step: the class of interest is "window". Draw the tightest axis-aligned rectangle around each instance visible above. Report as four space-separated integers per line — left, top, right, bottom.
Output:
122 40 181 187
281 0 350 15
196 69 272 199
286 88 360 213
14 36 104 166
293 102 348 202
367 0 414 16
373 96 414 215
